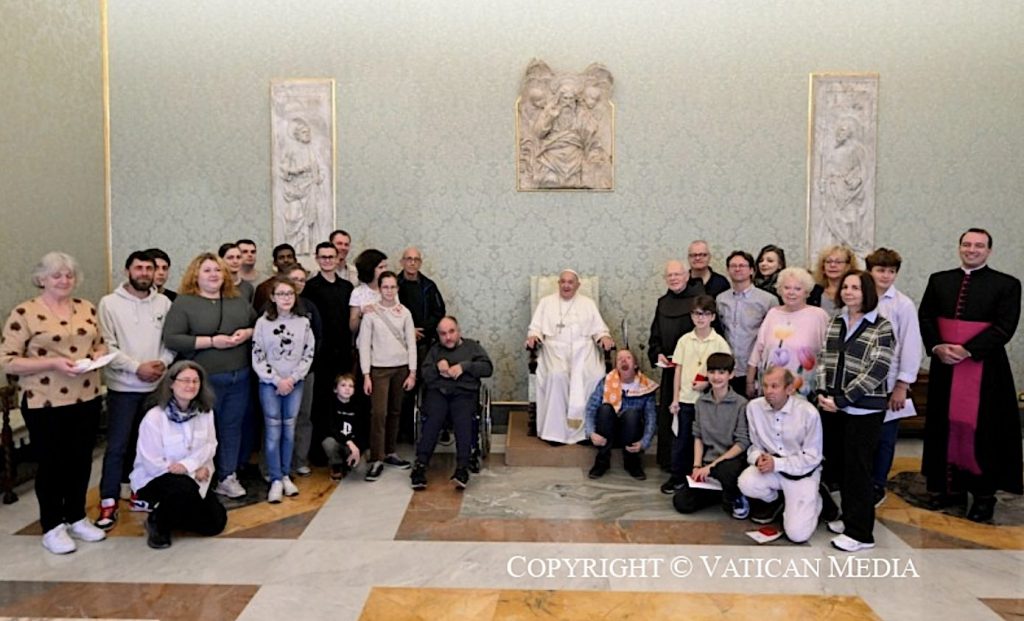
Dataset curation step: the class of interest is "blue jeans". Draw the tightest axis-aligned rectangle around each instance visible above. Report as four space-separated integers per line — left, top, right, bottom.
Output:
209 368 251 482
99 390 151 500
259 381 303 482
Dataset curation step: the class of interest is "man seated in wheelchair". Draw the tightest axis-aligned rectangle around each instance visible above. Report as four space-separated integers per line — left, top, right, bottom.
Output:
410 317 493 490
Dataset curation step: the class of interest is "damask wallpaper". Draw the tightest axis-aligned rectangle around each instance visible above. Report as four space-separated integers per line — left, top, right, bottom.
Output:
100 0 1023 400
0 0 106 321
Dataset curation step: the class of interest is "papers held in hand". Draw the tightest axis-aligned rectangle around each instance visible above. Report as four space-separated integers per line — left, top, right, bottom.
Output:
685 475 722 491
73 352 117 373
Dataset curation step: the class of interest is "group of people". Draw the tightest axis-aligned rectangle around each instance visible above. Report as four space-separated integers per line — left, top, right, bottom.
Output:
1 229 1019 555
0 231 489 553
526 232 1021 552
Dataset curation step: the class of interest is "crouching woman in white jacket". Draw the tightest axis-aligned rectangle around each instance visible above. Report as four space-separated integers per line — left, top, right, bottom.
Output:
130 360 227 549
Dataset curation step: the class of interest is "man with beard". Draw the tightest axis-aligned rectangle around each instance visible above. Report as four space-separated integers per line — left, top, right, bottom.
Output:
94 250 175 530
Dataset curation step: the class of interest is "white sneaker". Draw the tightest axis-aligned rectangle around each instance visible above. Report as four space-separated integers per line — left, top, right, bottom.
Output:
295 465 312 477
281 476 299 497
831 534 875 552
41 524 76 555
214 474 247 499
827 519 845 534
267 480 283 504
68 517 107 542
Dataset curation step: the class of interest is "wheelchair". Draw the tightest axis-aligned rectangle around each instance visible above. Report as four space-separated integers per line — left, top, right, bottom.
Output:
412 381 492 473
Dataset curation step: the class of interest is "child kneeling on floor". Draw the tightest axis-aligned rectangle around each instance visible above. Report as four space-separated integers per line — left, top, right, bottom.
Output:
322 373 367 480
673 353 751 518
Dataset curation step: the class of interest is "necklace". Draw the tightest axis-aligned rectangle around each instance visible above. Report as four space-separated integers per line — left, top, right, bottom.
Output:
556 296 576 331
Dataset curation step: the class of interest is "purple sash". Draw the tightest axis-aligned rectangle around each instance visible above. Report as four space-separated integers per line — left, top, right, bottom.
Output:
937 317 988 475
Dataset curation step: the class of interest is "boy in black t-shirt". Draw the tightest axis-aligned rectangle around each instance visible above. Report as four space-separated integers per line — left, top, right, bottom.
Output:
322 374 367 480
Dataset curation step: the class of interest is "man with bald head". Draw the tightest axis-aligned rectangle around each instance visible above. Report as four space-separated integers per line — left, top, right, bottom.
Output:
398 246 447 442
527 269 615 445
687 240 730 298
410 316 493 490
648 259 701 471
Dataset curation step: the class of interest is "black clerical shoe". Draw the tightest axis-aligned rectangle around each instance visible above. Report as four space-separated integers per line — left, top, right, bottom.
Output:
925 491 968 510
626 465 647 481
967 496 996 523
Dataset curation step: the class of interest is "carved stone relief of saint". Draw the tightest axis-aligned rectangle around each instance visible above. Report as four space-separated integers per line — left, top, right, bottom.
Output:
517 60 614 191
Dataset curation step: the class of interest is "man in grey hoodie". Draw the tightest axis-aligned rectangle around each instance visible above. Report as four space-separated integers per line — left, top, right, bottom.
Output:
94 250 175 530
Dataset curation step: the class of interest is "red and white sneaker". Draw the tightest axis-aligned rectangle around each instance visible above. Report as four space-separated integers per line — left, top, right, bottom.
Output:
94 501 119 531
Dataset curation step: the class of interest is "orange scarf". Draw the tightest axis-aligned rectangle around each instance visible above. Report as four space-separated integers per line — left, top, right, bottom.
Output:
602 369 659 413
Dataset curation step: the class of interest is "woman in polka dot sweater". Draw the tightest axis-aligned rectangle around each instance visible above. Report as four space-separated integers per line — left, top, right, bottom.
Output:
0 252 110 554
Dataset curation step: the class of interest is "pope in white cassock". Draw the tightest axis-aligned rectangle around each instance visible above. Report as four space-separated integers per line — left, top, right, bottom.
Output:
526 269 615 444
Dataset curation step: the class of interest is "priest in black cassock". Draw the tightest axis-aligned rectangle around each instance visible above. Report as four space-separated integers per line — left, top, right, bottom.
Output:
648 260 701 473
918 228 1022 522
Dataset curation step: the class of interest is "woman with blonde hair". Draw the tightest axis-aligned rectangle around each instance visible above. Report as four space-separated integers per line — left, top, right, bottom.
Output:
809 245 860 314
1 252 109 554
163 253 255 499
747 267 830 399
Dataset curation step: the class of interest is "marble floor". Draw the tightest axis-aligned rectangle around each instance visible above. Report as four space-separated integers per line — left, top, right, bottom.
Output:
0 437 1022 620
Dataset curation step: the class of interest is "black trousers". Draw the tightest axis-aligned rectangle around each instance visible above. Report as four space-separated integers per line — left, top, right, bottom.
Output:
22 397 101 532
416 389 476 469
820 407 845 489
673 454 746 513
593 404 645 470
656 367 677 470
137 473 227 537
838 411 884 544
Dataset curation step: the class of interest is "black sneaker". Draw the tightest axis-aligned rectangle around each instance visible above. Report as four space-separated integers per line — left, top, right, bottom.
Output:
365 461 384 482
660 476 684 495
383 455 412 470
451 467 469 489
468 452 481 474
626 465 647 481
588 461 610 479
145 515 171 550
820 482 841 522
750 497 784 524
410 463 428 490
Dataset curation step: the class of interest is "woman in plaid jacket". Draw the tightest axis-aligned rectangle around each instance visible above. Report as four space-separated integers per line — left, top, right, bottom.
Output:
815 270 895 553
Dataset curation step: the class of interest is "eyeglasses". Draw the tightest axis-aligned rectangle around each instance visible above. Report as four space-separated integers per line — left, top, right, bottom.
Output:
273 291 295 298
174 377 200 385
691 310 714 317
824 258 849 266
316 255 336 261
688 253 709 259
402 257 422 263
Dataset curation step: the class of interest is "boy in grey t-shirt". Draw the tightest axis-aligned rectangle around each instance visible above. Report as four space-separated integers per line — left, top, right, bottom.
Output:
673 352 751 518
